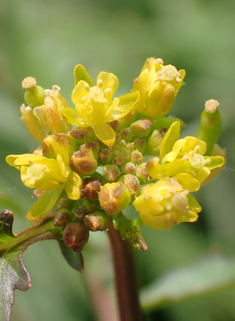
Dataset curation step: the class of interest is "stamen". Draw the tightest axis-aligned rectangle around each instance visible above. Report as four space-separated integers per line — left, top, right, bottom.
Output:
166 205 173 212
156 58 164 64
176 78 182 83
22 77 36 89
165 193 171 199
105 88 112 94
194 145 200 153
97 79 103 88
182 190 189 196
81 96 88 102
205 158 212 165
84 83 90 91
182 155 189 161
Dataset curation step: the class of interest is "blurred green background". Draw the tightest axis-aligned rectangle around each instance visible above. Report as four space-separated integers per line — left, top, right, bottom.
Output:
1 0 235 320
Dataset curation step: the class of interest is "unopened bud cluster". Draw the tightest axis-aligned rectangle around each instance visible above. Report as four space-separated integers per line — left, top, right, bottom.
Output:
6 57 225 253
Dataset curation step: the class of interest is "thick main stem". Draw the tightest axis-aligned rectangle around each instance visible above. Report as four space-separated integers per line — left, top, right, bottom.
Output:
107 219 144 321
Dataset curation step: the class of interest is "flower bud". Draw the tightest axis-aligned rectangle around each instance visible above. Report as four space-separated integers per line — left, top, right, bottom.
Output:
99 149 113 164
81 177 103 200
145 129 165 155
197 99 222 155
120 128 133 142
80 141 100 159
118 174 139 197
99 182 131 215
69 127 96 145
20 104 47 143
130 119 152 138
54 208 71 227
22 77 46 108
121 162 136 175
103 164 121 182
70 149 97 175
63 222 89 252
133 137 146 153
131 150 144 164
136 163 153 182
83 211 107 231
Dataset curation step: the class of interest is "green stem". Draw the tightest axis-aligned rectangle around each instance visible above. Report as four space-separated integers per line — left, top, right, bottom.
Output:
0 216 59 252
107 219 144 321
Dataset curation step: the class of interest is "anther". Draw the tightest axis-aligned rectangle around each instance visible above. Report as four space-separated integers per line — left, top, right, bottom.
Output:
97 79 103 88
81 96 88 102
166 205 173 212
105 88 112 94
156 58 164 64
84 83 90 91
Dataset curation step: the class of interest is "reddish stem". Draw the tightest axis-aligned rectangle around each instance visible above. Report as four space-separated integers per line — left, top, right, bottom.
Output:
107 219 144 321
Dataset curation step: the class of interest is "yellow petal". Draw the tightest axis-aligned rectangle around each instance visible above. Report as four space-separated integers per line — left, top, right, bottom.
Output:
160 121 181 160
174 173 201 192
64 171 82 200
110 92 139 121
94 123 116 147
61 106 87 127
97 71 119 96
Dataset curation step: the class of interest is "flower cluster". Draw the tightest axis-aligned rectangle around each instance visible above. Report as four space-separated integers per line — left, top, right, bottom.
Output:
6 58 225 251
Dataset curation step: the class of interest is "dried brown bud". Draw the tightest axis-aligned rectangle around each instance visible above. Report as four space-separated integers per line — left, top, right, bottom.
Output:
83 211 107 231
63 222 89 252
81 177 103 200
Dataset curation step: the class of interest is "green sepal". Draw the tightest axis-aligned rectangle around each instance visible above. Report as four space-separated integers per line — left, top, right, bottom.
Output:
73 64 93 86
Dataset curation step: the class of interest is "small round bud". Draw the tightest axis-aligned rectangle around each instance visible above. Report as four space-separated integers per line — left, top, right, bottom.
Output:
118 174 140 197
70 149 97 175
103 164 121 182
99 182 131 215
63 222 89 252
69 127 96 145
80 141 100 158
83 211 107 231
130 119 153 138
99 149 113 164
54 208 71 227
131 150 144 164
121 162 136 175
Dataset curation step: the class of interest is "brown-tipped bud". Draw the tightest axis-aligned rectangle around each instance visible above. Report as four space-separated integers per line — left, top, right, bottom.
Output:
133 137 146 153
80 141 100 158
63 222 89 252
130 118 153 138
121 162 136 175
113 156 124 167
33 189 43 199
145 129 165 155
83 211 107 231
118 174 140 197
136 163 154 182
99 182 131 215
108 120 119 131
81 177 103 200
99 149 113 164
131 150 144 164
103 164 121 182
70 149 97 175
54 208 71 227
120 128 133 142
108 109 137 132
146 157 161 178
69 127 96 145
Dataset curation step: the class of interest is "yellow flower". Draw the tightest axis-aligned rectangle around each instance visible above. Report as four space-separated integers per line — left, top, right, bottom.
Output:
132 57 185 119
146 122 225 192
6 137 82 221
61 65 139 147
133 177 201 230
21 82 71 143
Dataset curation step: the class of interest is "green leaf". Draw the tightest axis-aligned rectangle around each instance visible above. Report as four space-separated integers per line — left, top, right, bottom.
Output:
0 210 31 321
140 254 235 311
